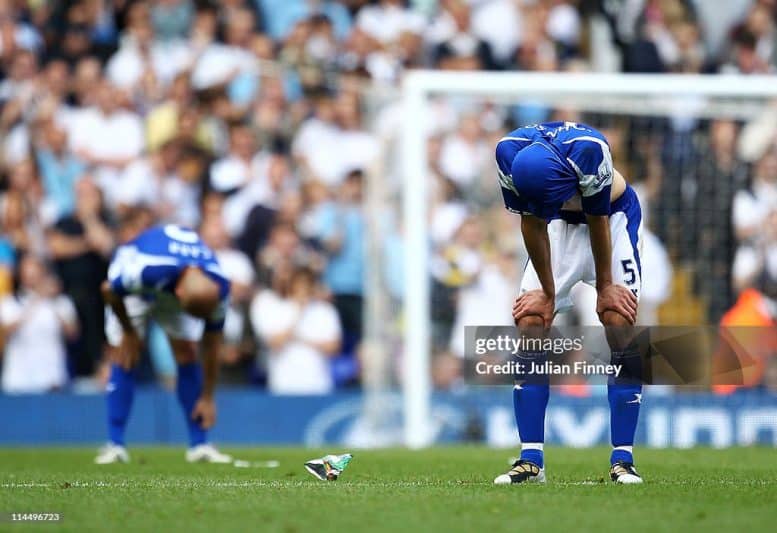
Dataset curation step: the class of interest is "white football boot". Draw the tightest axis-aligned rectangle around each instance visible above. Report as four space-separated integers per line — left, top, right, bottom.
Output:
94 443 130 464
610 462 644 484
494 460 546 484
185 444 233 464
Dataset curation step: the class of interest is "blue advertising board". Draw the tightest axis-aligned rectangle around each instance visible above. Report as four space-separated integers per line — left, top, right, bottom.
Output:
0 388 775 447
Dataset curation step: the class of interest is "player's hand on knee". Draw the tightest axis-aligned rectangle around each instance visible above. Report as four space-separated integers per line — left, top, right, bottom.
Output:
596 284 638 325
512 290 554 330
118 330 142 370
192 396 216 429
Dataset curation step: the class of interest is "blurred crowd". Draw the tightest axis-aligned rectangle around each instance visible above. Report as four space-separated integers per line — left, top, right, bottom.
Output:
0 0 775 395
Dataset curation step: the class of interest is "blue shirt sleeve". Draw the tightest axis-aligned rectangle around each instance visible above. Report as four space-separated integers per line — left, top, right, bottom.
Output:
564 138 614 216
107 244 181 296
107 249 130 296
495 137 531 214
499 177 530 214
109 275 127 296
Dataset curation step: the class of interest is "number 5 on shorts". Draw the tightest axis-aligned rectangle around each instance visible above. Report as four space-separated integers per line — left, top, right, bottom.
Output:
621 259 636 285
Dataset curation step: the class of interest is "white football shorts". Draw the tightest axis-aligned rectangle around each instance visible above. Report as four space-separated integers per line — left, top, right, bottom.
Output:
520 186 643 314
105 292 205 346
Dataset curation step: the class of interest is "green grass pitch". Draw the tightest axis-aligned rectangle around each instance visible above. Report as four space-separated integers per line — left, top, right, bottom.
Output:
0 447 774 532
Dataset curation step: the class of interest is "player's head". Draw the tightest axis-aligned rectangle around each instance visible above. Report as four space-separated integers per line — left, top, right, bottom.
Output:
118 206 156 243
511 142 567 216
175 266 221 319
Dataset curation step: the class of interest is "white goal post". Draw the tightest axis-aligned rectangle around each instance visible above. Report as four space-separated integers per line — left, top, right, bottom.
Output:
398 71 777 448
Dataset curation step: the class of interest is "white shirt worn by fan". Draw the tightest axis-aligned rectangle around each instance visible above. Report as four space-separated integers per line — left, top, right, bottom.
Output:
438 133 490 187
116 158 201 228
250 290 341 395
67 107 144 209
0 293 76 394
106 39 192 89
356 3 425 44
216 248 255 344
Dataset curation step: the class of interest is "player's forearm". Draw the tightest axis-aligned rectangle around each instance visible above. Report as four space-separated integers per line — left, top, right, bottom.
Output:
521 215 555 297
200 331 222 398
101 281 135 334
586 214 614 290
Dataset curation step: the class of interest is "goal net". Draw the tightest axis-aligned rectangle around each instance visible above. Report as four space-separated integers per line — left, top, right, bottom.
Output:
360 71 777 447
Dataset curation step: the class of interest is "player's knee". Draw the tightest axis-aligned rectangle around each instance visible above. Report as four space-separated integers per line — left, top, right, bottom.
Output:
108 346 135 368
601 310 636 351
516 315 545 331
600 310 631 327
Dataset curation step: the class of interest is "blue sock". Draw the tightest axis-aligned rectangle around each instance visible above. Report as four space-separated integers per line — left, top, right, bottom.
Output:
177 362 207 447
106 364 135 446
513 383 549 467
608 383 642 464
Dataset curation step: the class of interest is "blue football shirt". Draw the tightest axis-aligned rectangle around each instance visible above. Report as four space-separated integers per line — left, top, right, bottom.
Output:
107 225 231 331
495 122 614 219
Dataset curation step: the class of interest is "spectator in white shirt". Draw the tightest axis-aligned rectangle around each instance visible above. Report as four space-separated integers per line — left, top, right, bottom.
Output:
335 92 379 176
251 266 341 395
292 93 344 185
356 0 425 46
734 208 777 293
116 140 200 228
210 122 266 193
190 6 259 90
448 221 517 357
68 81 144 209
732 149 777 243
0 254 78 393
438 113 489 187
106 1 191 93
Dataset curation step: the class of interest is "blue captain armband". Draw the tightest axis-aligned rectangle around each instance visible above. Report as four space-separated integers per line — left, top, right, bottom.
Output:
581 186 612 216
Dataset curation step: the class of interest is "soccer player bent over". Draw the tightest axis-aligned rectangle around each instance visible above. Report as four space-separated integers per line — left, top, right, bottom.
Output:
95 224 232 464
492 122 644 485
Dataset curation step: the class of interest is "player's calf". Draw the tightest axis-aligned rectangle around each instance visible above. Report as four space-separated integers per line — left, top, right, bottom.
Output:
503 314 551 482
601 309 644 483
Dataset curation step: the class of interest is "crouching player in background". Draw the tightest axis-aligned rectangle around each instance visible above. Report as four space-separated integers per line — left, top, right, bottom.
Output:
95 224 232 464
492 122 644 485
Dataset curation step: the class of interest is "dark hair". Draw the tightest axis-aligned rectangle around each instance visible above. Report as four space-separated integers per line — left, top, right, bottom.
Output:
345 169 364 183
733 28 758 50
